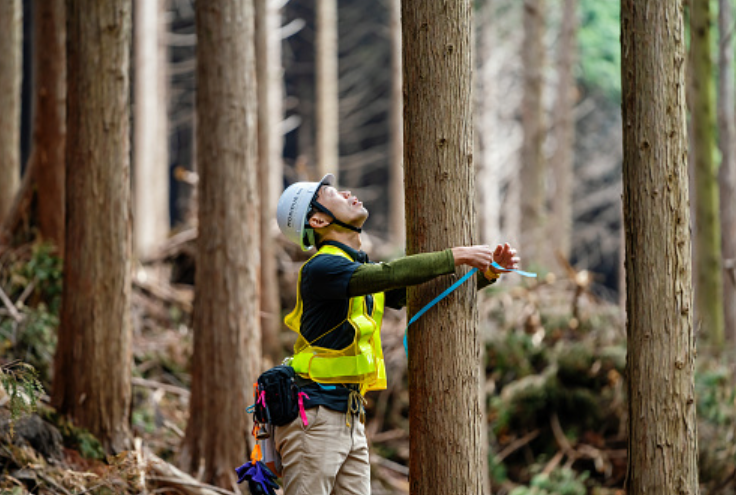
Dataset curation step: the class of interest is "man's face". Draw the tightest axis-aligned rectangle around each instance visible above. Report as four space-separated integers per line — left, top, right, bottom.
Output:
314 185 369 228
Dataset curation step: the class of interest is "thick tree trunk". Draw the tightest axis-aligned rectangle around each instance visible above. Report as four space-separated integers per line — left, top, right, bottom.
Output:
53 0 132 454
133 0 169 260
520 0 546 268
315 0 339 180
33 0 66 257
0 0 22 226
690 0 725 348
549 0 577 265
388 0 404 247
403 2 483 494
179 0 260 488
255 0 282 364
718 0 736 343
621 0 699 493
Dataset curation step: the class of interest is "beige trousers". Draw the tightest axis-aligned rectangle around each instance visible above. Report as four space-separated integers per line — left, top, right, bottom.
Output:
274 406 370 495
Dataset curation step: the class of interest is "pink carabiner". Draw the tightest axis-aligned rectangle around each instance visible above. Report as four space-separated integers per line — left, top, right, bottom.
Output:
257 390 266 408
298 391 310 427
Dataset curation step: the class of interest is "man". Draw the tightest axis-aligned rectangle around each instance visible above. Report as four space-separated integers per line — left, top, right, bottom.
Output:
274 173 519 495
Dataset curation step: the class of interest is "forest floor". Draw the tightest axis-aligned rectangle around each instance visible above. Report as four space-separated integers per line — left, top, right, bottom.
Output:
1 236 735 495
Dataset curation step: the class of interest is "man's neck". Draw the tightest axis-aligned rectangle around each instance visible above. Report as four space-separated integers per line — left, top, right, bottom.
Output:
321 230 362 251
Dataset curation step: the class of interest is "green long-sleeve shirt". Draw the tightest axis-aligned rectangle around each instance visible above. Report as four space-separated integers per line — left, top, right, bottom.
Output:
348 248 496 309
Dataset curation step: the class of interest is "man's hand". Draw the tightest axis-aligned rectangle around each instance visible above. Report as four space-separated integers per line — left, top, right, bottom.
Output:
451 245 494 272
488 242 520 274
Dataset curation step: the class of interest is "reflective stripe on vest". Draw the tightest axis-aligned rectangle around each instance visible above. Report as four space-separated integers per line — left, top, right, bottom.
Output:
284 244 387 393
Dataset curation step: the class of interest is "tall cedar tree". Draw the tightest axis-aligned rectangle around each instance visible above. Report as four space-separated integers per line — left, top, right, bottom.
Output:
33 0 66 256
549 0 577 263
718 0 736 341
388 0 405 246
520 0 546 268
133 0 169 260
54 0 133 454
315 0 339 180
0 0 22 226
255 0 282 363
179 0 261 487
403 1 483 494
621 0 700 492
690 0 725 347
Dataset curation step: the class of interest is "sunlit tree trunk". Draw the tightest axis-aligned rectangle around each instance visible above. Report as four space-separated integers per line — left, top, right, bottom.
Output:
54 0 132 454
133 0 169 260
0 0 22 226
403 1 483 494
315 0 339 180
718 0 736 343
255 0 282 363
690 0 725 348
267 0 284 214
520 0 546 269
621 0 699 492
549 0 577 264
388 0 404 247
33 0 66 256
179 0 260 487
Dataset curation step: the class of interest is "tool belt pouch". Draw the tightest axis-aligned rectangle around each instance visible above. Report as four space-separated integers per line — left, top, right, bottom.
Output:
255 365 299 427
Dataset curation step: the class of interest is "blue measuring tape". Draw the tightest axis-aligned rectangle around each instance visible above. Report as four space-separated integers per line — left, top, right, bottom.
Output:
403 261 537 356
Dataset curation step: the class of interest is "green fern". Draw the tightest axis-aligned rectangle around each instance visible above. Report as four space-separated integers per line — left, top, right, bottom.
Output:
1 361 45 436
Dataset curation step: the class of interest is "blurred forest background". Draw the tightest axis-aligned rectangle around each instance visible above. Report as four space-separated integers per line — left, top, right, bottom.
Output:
0 0 734 494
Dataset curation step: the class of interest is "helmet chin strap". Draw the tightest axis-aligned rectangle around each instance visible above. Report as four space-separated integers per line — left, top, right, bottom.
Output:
310 200 363 234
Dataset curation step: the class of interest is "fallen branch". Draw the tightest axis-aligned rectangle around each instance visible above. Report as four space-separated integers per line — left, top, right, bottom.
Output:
495 429 541 462
146 452 235 495
550 413 579 469
132 377 191 398
133 275 193 314
370 453 409 476
0 284 22 321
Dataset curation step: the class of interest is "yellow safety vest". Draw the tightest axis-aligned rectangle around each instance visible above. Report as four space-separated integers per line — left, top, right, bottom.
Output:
285 244 387 394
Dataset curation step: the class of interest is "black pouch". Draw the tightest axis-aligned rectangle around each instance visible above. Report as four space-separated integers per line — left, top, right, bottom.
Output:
254 365 299 427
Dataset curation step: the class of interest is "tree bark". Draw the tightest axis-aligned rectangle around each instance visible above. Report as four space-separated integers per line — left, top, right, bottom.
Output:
179 0 260 488
33 0 66 257
0 0 22 226
549 0 577 264
690 0 725 348
315 0 339 181
255 0 282 364
520 0 546 268
54 0 132 454
388 0 404 247
133 0 169 260
403 1 483 494
621 0 699 492
718 0 736 343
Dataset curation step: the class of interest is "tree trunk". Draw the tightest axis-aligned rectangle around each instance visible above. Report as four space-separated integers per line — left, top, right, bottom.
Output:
403 1 483 494
315 0 339 181
549 0 577 265
33 0 66 257
54 0 132 454
718 0 736 343
621 0 699 492
133 0 169 260
388 0 404 247
179 0 260 488
0 0 22 226
255 0 282 364
520 0 546 269
690 0 725 348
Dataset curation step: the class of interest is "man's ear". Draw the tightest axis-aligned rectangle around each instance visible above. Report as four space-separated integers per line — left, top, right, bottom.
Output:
308 213 331 229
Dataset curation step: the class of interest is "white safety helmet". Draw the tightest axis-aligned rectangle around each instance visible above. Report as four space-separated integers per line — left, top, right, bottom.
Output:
277 174 335 251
